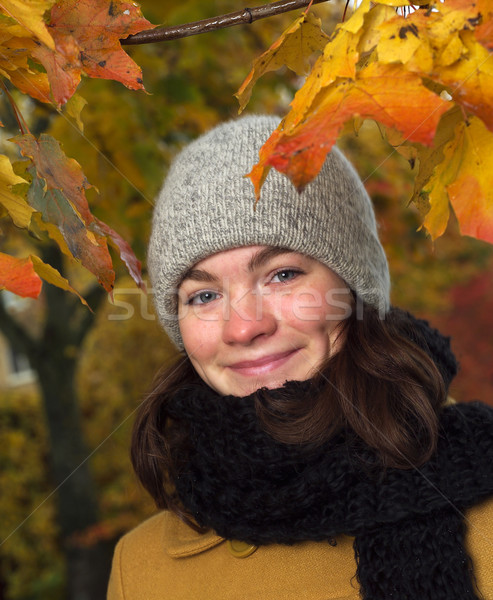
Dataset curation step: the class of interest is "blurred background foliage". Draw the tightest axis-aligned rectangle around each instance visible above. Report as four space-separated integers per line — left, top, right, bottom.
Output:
0 0 492 598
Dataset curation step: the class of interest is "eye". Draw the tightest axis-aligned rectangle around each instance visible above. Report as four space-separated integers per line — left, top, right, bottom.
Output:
270 268 302 283
188 291 219 305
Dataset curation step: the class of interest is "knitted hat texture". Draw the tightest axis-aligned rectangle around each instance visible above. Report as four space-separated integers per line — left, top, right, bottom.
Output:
148 115 390 350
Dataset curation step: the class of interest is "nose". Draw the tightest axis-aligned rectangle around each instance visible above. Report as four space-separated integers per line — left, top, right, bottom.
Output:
222 289 277 345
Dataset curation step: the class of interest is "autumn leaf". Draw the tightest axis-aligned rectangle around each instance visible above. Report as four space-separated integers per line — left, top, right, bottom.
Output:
64 93 87 132
446 117 493 242
30 254 89 306
12 132 143 291
235 11 328 113
14 133 95 224
0 252 42 298
32 0 155 106
0 0 55 49
0 154 33 228
25 165 115 292
244 0 493 247
436 31 493 132
0 251 88 305
414 108 465 238
31 213 73 259
90 218 145 291
249 62 450 195
397 105 457 221
0 35 52 103
284 5 365 128
376 3 493 131
416 113 493 243
32 33 79 105
475 0 493 50
12 133 116 291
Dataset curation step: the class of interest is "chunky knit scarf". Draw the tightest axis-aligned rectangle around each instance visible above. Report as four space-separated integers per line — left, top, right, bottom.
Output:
167 317 493 600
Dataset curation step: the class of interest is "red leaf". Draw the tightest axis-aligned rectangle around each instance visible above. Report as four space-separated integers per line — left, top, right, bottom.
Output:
0 253 42 299
90 218 145 291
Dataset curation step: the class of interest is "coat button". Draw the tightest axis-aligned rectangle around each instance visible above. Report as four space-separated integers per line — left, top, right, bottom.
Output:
227 540 258 558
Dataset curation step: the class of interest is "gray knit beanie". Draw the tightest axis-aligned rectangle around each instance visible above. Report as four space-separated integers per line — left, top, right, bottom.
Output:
148 115 390 351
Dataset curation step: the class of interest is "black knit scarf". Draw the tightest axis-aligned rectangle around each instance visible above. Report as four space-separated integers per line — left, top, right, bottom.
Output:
167 316 493 600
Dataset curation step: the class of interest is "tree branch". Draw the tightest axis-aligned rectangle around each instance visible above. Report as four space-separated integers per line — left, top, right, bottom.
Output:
121 0 330 45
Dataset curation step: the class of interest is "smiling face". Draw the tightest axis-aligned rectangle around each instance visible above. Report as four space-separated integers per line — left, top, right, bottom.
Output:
177 246 353 396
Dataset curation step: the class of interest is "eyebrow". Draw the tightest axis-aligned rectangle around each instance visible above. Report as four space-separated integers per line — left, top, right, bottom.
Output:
180 247 295 285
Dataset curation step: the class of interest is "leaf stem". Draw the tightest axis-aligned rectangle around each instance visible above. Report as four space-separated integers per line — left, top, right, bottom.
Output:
121 0 330 45
0 80 31 135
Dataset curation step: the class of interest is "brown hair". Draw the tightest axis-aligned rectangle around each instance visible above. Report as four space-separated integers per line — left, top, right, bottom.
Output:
131 305 446 523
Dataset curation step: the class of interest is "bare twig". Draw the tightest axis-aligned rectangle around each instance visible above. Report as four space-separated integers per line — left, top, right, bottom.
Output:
0 79 30 134
121 0 330 45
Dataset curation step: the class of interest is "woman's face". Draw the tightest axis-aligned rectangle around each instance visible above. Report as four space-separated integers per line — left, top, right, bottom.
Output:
178 246 352 396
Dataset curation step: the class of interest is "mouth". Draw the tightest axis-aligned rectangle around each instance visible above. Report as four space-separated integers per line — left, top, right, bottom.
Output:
228 349 300 377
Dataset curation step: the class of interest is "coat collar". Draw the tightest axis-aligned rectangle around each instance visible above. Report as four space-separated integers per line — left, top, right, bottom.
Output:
161 510 224 558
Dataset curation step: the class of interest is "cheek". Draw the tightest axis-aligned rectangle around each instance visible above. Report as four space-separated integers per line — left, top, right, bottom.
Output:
179 316 220 363
282 288 351 336
281 290 330 329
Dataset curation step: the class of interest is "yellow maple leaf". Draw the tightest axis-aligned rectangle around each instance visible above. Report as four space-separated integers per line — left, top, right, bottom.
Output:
0 34 52 102
283 0 376 131
421 114 493 243
0 154 33 228
0 0 55 49
436 30 493 132
418 109 464 238
30 254 89 307
375 3 493 132
358 3 396 54
64 93 87 132
235 11 328 113
447 117 493 242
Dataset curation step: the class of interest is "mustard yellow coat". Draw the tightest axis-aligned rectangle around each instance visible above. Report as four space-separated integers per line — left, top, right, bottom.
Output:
108 496 493 599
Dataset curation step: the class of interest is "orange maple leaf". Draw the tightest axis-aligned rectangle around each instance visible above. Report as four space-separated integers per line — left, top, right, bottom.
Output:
32 0 154 106
475 0 493 50
0 253 42 298
446 117 493 243
249 62 450 196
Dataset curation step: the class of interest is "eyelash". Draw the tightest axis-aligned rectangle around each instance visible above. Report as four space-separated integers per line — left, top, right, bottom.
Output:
270 267 303 283
186 268 304 305
186 290 219 306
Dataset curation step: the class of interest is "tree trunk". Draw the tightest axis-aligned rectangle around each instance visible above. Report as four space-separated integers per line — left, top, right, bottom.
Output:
34 245 113 599
0 243 114 599
35 354 99 536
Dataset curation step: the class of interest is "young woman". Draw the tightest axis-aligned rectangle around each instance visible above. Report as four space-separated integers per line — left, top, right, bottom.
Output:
107 116 493 600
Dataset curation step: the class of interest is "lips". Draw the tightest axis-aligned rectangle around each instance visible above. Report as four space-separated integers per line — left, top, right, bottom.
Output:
228 349 299 376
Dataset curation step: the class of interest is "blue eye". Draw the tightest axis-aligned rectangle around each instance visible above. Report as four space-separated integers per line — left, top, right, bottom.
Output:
189 291 218 305
271 269 300 283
